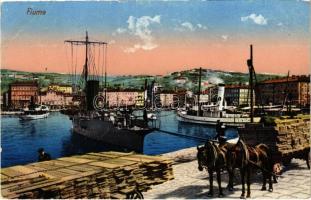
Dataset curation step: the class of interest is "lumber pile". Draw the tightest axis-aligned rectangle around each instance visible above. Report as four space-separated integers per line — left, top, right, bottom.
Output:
238 115 310 159
1 151 174 199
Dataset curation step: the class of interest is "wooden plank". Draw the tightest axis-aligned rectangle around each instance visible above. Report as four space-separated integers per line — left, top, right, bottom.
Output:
104 158 137 167
1 167 25 177
56 168 81 176
126 154 169 162
79 155 109 161
46 160 77 167
10 170 102 195
88 161 121 169
5 166 38 176
1 151 174 199
57 157 94 164
87 152 119 159
119 156 155 163
102 151 134 156
68 164 104 172
42 170 72 178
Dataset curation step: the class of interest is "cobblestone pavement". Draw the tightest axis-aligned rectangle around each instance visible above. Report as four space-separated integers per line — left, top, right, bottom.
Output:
144 147 311 199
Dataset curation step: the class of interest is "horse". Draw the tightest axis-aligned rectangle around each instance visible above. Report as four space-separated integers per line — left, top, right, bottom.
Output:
226 139 275 199
197 141 228 197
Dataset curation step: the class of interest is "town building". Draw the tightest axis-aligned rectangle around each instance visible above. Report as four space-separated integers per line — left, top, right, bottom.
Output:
159 93 175 108
224 84 254 106
158 91 186 108
39 90 73 108
256 75 310 107
48 84 72 94
101 89 145 108
9 81 39 109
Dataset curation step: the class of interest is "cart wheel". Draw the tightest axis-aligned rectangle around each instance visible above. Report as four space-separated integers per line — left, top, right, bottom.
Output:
127 190 144 199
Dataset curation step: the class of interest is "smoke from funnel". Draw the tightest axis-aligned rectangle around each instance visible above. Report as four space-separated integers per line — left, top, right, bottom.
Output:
207 76 224 85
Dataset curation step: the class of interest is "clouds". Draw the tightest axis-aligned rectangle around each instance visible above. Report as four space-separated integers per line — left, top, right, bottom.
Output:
221 35 228 41
114 15 161 53
181 22 195 31
196 23 207 30
241 13 268 25
175 21 207 32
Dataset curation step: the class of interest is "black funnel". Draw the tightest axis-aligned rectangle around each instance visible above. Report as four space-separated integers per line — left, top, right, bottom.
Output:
86 80 99 110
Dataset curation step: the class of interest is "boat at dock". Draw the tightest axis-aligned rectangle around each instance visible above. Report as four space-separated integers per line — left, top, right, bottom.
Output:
177 83 261 127
71 109 154 152
65 32 156 152
178 46 262 127
19 105 50 120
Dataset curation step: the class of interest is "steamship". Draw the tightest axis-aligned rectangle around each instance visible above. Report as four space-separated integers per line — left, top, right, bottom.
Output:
66 32 155 152
177 83 261 127
178 46 262 127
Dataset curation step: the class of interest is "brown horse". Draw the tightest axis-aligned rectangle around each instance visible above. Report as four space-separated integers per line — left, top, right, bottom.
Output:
197 141 227 197
226 140 274 199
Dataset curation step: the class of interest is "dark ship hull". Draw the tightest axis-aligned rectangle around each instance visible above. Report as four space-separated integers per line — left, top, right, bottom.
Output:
72 116 153 152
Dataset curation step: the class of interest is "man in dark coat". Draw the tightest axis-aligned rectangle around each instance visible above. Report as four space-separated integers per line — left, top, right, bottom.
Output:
38 148 51 162
215 120 226 145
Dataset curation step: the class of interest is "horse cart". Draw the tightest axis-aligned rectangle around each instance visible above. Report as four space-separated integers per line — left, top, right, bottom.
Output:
238 115 310 168
1 151 174 199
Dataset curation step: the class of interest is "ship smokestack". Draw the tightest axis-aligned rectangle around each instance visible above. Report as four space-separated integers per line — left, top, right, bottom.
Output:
217 84 225 111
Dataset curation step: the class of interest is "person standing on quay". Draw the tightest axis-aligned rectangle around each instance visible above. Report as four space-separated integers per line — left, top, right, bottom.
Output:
37 148 51 162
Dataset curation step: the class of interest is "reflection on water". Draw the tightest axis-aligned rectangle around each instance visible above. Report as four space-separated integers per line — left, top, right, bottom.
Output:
1 111 237 167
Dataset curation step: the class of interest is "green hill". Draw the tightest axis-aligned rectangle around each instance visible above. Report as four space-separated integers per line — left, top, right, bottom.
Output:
0 68 283 94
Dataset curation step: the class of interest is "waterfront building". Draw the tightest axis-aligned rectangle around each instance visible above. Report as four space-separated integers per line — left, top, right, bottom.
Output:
102 89 145 108
48 84 72 94
1 92 10 109
256 75 310 107
159 92 175 108
224 84 254 106
39 90 73 108
159 91 186 108
135 91 145 107
9 81 39 109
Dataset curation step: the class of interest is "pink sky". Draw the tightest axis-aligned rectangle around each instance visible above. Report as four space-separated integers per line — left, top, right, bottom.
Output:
2 39 309 76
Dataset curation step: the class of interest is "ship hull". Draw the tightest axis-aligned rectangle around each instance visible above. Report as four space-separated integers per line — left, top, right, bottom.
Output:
20 112 49 120
72 117 152 152
177 111 261 127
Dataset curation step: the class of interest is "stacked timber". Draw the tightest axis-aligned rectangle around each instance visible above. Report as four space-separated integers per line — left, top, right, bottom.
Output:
238 115 310 160
1 151 174 199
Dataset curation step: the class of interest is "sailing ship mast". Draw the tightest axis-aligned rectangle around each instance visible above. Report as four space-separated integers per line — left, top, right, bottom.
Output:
65 31 108 110
197 67 202 116
247 45 254 122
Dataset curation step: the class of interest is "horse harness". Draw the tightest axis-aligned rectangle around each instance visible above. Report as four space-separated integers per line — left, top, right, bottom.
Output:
203 142 227 169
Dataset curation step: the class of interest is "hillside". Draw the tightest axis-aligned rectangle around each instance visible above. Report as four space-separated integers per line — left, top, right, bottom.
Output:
0 68 283 94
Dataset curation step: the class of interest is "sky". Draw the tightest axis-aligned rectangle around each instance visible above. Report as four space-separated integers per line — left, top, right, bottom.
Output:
1 0 310 75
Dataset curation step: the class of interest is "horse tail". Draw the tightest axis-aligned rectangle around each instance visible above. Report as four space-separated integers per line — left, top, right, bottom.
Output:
239 139 249 168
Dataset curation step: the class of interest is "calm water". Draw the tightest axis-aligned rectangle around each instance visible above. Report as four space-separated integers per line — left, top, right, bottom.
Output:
1 111 237 168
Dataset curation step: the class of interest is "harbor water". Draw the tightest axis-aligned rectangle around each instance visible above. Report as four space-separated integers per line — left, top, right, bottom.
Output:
1 111 237 168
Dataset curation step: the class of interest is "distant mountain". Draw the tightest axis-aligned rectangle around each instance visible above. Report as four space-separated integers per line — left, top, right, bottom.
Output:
0 68 283 94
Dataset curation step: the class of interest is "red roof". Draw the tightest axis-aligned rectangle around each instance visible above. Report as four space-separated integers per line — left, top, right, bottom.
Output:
225 84 249 89
10 81 38 86
260 75 310 84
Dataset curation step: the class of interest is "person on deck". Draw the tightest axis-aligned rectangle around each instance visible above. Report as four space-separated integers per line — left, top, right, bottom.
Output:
38 148 51 162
